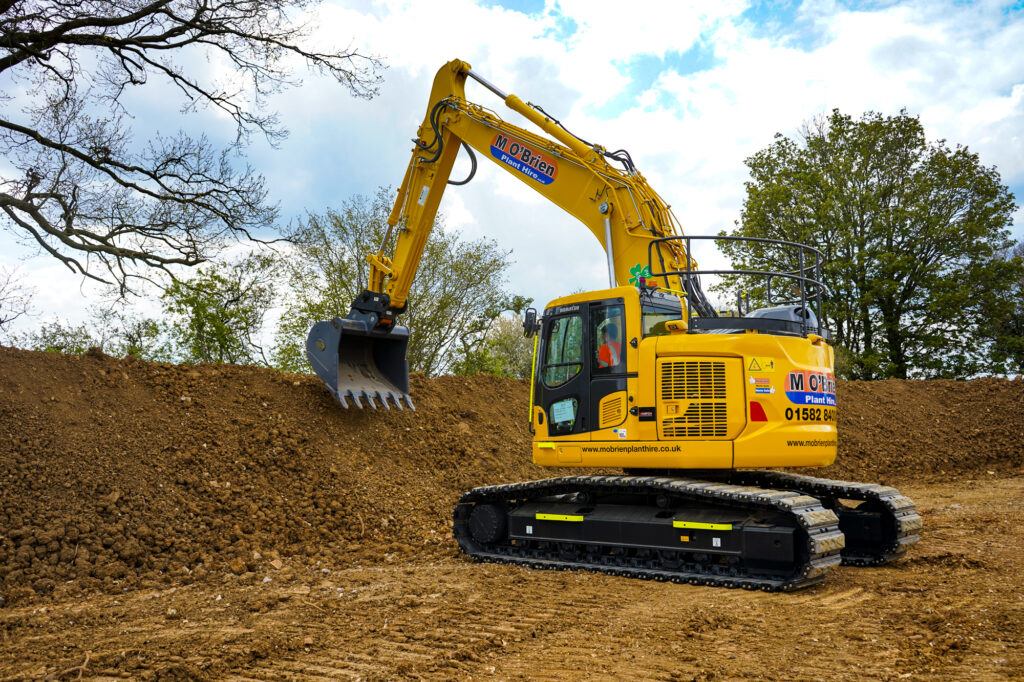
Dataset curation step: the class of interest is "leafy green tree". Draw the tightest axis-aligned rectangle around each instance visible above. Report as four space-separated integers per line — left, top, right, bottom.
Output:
163 253 278 364
117 317 170 361
92 307 172 361
13 305 171 359
721 109 1019 379
451 312 535 379
272 188 525 375
13 319 96 354
985 241 1024 375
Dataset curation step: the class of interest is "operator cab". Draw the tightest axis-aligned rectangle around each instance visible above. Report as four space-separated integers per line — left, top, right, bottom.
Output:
536 293 633 436
534 288 689 437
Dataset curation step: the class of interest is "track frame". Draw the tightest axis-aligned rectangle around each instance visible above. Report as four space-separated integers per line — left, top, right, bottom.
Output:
453 475 845 591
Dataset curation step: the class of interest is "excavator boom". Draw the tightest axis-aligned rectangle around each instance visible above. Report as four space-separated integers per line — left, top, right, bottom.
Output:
306 59 713 408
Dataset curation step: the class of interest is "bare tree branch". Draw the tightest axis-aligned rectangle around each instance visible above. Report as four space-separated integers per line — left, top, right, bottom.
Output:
0 0 384 294
0 265 35 332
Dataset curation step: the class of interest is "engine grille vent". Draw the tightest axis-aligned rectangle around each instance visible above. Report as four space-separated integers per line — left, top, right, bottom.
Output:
599 394 625 428
660 360 726 400
662 403 728 437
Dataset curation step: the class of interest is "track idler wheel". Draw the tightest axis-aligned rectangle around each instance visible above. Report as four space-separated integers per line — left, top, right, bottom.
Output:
468 504 507 545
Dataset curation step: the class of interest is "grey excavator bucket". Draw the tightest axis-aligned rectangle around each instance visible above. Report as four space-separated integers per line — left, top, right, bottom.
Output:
306 317 414 410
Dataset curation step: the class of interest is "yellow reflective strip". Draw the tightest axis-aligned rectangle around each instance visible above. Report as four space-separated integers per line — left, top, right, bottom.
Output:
536 513 584 522
673 521 733 531
679 535 689 542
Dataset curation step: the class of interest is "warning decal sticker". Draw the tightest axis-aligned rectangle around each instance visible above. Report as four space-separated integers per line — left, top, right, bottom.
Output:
748 357 776 373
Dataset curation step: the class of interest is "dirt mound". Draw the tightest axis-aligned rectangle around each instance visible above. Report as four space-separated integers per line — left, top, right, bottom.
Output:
829 378 1024 480
0 347 540 605
0 347 1021 605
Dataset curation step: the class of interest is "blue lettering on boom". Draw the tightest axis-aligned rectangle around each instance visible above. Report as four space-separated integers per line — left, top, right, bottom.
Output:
491 147 555 185
489 133 558 185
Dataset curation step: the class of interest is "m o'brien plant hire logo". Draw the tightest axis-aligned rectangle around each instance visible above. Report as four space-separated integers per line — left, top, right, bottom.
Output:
785 370 837 406
490 133 559 185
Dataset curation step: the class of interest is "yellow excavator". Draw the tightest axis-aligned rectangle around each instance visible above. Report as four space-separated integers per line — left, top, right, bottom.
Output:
306 60 920 590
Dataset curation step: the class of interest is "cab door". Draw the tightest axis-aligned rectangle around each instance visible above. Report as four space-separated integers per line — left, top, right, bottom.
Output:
538 308 588 436
536 298 631 437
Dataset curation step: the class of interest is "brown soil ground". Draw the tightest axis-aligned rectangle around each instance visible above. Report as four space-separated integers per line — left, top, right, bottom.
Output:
1 347 1022 680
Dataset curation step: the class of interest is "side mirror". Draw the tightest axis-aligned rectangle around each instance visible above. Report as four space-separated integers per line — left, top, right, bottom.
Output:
523 308 541 338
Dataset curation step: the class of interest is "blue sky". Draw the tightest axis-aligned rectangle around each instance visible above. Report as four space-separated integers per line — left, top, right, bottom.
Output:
1 0 1022 336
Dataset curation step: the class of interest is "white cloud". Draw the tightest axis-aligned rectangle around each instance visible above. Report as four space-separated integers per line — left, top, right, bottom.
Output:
2 0 1021 337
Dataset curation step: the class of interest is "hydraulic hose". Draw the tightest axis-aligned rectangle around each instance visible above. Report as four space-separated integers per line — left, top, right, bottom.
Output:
448 142 477 185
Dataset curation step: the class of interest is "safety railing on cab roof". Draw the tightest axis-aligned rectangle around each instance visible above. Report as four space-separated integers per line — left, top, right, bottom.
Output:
646 235 832 339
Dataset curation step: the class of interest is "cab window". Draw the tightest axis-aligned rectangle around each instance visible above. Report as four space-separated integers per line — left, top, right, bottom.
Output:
592 305 624 372
542 315 583 387
642 303 683 337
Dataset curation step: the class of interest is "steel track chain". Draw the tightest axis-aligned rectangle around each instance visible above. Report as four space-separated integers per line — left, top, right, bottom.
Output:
452 475 845 592
728 470 921 565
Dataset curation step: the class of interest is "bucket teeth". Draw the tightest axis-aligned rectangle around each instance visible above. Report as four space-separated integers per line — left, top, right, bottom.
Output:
334 389 413 410
306 316 413 413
